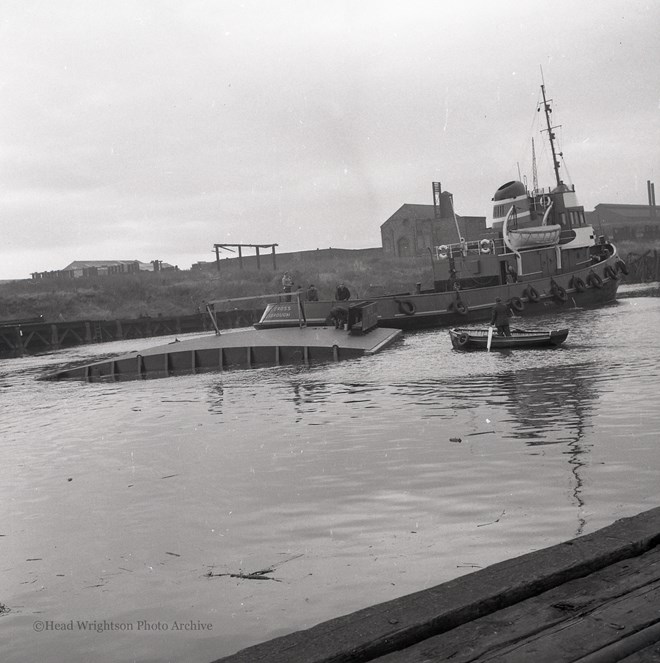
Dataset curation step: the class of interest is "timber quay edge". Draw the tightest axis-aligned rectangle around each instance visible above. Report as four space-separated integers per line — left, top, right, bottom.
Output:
0 309 262 358
213 507 660 663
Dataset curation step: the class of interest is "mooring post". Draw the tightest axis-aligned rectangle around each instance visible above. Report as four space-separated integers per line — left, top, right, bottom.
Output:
50 324 59 350
15 326 25 357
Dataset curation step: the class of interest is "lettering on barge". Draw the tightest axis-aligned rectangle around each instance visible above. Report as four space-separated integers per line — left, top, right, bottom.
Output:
262 303 298 321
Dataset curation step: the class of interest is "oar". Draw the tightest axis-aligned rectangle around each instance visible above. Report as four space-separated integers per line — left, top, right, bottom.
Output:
487 326 494 352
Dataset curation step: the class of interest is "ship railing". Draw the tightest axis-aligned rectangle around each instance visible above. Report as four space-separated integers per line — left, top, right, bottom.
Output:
205 291 306 334
435 238 497 259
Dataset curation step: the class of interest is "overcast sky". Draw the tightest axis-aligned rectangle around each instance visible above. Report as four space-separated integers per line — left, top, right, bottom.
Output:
1 0 658 280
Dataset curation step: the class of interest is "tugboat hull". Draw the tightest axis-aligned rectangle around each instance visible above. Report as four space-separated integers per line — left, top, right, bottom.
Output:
255 257 621 332
373 265 620 330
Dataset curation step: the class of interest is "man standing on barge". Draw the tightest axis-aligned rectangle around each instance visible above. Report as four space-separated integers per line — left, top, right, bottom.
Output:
282 272 293 302
335 283 351 301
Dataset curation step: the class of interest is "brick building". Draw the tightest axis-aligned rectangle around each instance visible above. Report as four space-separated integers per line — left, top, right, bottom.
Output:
587 204 660 242
380 190 487 257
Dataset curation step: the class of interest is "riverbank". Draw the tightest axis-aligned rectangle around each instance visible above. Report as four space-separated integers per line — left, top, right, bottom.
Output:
0 248 434 323
2 243 659 325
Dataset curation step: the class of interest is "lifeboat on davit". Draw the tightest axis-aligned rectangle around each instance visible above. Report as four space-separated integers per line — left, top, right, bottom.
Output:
489 179 562 251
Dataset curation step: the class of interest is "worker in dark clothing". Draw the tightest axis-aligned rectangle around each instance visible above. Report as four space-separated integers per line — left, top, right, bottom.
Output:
281 272 293 302
490 297 512 336
335 283 351 301
327 305 348 329
306 284 319 301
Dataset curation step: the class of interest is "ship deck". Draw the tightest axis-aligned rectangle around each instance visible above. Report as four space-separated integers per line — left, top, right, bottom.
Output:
45 326 402 381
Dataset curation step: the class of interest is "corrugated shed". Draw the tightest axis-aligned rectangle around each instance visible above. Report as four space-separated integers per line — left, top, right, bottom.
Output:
62 260 149 271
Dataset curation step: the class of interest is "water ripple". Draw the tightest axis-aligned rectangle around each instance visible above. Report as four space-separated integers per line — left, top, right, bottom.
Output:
1 300 660 662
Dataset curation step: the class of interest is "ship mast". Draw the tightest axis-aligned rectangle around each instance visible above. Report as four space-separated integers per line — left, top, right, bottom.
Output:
531 137 538 192
540 83 563 188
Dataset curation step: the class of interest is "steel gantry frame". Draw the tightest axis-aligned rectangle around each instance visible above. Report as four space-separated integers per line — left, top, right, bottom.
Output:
213 243 278 271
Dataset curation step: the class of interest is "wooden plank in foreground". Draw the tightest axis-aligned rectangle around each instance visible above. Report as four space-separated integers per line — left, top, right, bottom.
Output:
376 545 660 662
211 507 660 663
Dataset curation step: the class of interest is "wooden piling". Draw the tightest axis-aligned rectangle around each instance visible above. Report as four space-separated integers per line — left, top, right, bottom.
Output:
50 324 59 349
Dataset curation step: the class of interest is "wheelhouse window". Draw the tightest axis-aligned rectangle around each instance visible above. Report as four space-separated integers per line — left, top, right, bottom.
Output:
493 202 514 218
567 209 586 227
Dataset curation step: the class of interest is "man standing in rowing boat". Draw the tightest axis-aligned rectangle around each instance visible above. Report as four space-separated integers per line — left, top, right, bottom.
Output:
490 297 512 337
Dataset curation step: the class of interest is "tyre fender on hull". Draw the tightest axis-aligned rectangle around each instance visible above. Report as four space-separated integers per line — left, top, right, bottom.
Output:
615 259 629 275
604 265 619 281
396 299 416 315
524 286 540 302
572 276 586 292
457 332 469 347
508 296 524 312
551 283 568 302
587 271 603 289
447 300 469 315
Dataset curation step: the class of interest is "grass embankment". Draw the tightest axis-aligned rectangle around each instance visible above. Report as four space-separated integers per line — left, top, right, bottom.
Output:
1 241 656 324
0 251 435 323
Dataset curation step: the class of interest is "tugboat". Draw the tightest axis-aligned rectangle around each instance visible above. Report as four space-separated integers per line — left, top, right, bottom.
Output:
257 82 626 332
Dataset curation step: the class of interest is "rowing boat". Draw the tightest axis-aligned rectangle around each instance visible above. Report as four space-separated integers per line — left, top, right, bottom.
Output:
449 327 568 350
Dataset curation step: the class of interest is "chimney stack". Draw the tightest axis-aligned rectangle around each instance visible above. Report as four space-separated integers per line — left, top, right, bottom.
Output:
648 180 657 218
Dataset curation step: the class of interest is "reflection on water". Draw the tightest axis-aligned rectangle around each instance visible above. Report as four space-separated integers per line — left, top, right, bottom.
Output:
1 298 660 662
495 362 596 443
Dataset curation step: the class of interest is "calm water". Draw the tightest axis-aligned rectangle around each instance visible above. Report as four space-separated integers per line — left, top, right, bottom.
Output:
2 286 660 662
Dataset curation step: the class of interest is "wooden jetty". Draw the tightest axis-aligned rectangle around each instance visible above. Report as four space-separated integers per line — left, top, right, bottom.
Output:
213 506 660 663
0 310 259 358
44 325 402 381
